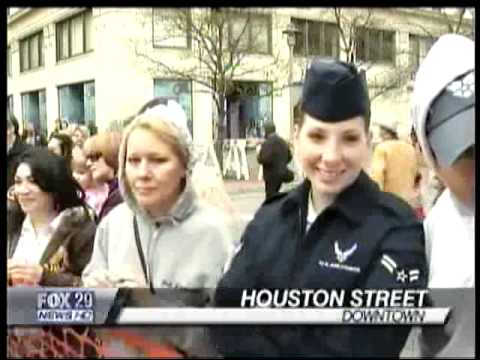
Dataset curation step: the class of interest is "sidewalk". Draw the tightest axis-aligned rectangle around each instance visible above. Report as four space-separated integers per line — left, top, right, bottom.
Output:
224 180 264 195
224 179 302 195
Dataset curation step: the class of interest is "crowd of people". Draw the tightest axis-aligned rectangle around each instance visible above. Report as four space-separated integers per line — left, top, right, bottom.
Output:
6 33 474 358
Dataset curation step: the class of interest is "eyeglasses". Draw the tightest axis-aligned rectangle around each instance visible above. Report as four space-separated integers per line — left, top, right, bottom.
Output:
85 152 102 162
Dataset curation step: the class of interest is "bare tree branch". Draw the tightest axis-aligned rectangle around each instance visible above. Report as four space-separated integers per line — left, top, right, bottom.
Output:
454 8 466 33
129 7 284 167
334 8 349 57
326 8 469 102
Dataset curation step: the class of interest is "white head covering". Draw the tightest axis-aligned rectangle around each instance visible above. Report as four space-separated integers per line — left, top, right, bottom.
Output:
411 34 474 169
143 100 192 143
117 100 197 224
140 100 196 174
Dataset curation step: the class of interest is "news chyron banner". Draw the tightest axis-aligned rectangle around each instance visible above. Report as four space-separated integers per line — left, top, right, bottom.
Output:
8 288 118 325
7 288 474 327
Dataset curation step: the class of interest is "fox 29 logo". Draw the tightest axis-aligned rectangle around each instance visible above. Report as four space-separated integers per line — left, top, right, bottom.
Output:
36 290 95 324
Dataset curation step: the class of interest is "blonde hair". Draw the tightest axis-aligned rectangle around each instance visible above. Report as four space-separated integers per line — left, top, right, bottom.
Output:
70 124 90 138
84 131 122 173
123 113 190 170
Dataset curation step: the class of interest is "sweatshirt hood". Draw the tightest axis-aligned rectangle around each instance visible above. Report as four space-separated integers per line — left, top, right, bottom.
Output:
410 34 474 169
117 101 198 225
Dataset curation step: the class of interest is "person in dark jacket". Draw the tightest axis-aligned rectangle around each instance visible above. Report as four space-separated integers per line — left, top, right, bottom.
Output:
7 111 32 195
213 58 428 357
83 131 123 222
257 121 293 199
7 148 96 287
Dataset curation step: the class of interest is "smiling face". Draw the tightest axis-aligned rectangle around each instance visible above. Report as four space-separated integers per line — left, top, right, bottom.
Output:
295 114 370 195
125 127 187 218
14 163 55 217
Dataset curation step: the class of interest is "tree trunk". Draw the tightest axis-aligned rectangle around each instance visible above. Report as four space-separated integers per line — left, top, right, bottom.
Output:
214 93 227 172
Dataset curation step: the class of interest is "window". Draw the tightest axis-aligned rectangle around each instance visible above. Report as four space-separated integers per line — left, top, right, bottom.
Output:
292 18 339 58
409 34 436 72
154 79 193 135
153 8 191 48
226 82 273 139
58 81 96 127
22 90 47 139
7 46 11 76
56 9 93 61
228 13 271 54
19 31 44 72
356 27 395 63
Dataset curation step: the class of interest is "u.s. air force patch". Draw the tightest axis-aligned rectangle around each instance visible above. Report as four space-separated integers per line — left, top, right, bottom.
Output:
334 241 358 263
381 254 420 284
318 241 361 273
318 259 361 273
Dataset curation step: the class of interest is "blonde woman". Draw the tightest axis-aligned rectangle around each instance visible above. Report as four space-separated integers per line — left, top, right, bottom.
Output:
138 98 236 215
82 100 236 356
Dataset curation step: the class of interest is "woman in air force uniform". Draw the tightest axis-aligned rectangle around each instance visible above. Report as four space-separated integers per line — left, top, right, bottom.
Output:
213 58 428 357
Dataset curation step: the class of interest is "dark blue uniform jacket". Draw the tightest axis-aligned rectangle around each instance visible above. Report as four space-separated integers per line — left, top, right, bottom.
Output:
213 171 428 357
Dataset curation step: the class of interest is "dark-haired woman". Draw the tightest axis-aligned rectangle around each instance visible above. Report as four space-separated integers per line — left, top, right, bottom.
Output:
48 133 74 172
7 148 100 357
7 148 96 287
213 58 428 357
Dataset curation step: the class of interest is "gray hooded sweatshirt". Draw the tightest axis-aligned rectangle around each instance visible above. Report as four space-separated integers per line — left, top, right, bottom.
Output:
82 181 235 289
82 106 237 356
82 125 235 289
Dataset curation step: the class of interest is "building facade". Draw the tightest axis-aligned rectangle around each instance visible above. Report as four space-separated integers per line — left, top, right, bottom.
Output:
7 7 473 146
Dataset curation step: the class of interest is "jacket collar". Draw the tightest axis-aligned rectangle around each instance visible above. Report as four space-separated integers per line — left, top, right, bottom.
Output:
8 206 92 263
107 178 119 194
39 207 92 264
331 171 380 224
282 171 379 225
